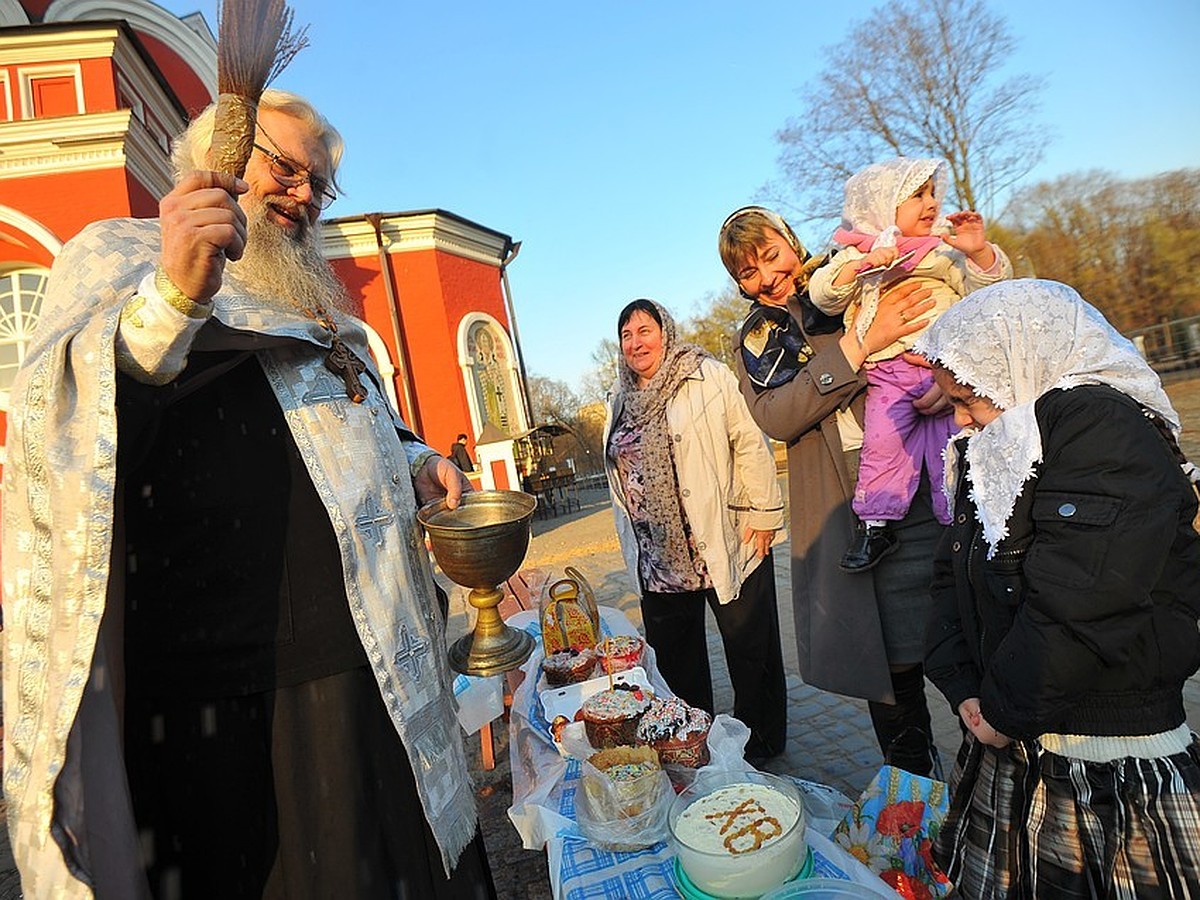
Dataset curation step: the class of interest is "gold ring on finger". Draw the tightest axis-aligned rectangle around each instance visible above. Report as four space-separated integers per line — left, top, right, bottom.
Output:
900 311 909 322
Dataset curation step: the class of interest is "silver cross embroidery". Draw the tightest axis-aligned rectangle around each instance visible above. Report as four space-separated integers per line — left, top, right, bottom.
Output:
302 371 349 421
393 623 430 680
355 495 393 547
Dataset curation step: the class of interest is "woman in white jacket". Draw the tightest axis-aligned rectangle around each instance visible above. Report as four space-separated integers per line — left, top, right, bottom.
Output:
603 299 788 760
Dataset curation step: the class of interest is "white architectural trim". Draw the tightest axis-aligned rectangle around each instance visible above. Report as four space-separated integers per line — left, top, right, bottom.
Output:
123 113 175 195
0 71 11 121
111 35 187 139
0 25 185 135
0 108 171 193
0 26 118 66
475 440 519 493
0 0 29 26
322 213 510 266
115 70 144 122
17 62 85 118
0 206 63 257
456 311 529 438
44 0 217 99
361 320 401 414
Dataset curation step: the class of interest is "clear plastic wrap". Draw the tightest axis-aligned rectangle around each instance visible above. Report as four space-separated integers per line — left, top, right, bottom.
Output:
575 746 672 851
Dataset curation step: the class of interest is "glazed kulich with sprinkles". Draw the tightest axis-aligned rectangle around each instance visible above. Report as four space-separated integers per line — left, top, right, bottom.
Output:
596 634 645 674
636 696 712 767
583 745 665 820
600 760 658 782
581 684 652 748
542 646 597 686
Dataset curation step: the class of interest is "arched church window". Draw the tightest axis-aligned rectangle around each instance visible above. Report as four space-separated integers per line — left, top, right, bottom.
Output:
466 319 514 433
0 267 48 394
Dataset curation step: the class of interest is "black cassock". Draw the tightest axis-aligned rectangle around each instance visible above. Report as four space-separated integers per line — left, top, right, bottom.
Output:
118 349 495 900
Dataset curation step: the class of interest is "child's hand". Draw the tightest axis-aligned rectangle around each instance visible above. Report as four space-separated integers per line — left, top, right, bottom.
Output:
856 246 899 271
914 379 951 416
958 698 1012 749
943 211 987 254
900 351 931 368
958 697 983 731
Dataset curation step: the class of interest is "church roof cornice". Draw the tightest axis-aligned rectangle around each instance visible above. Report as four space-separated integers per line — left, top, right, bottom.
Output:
0 107 173 194
42 0 216 99
321 209 516 268
0 20 189 122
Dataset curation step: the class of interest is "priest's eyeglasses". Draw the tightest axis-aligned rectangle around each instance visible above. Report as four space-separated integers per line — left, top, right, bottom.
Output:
253 144 338 211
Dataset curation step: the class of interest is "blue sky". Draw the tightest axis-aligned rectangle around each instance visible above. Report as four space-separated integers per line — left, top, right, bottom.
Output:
160 0 1200 392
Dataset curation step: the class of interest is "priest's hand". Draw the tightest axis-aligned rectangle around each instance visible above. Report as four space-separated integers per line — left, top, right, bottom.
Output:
414 455 473 510
159 171 249 304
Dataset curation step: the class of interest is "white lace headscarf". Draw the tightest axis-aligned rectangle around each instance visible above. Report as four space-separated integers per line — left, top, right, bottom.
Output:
836 158 951 341
915 279 1181 556
839 156 950 242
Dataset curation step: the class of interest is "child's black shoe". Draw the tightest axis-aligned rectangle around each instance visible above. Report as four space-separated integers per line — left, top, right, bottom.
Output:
839 523 900 572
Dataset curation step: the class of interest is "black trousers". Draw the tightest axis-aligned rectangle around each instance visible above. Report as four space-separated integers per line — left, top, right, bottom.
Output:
641 552 787 759
866 664 940 778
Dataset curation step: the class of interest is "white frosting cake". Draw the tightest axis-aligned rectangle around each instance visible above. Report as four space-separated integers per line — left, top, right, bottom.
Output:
672 781 806 896
674 783 799 854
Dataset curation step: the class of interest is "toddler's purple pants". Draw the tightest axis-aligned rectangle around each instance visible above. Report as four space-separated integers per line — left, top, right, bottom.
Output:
854 356 953 525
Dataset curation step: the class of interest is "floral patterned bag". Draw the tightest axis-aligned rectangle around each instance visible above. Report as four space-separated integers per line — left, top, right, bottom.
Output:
833 765 952 899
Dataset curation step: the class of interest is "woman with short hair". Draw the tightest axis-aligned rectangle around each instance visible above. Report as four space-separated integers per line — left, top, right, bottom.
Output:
718 206 945 776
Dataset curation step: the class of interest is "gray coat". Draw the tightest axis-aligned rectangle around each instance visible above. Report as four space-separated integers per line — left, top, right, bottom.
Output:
734 296 940 704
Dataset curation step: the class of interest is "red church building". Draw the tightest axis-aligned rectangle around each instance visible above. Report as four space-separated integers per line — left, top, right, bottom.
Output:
0 0 531 492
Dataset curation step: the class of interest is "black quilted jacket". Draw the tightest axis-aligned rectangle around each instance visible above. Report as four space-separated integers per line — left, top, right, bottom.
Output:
925 385 1200 739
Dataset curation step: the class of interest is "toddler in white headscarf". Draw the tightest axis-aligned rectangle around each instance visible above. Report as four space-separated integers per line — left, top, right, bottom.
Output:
809 157 1012 572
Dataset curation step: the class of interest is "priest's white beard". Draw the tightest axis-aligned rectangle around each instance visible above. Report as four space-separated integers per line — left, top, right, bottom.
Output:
226 192 359 316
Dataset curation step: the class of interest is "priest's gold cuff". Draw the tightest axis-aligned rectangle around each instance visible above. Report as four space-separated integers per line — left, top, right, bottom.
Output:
154 265 212 320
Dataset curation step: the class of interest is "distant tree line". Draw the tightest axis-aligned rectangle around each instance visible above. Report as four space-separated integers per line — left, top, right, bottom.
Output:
567 166 1200 408
995 168 1200 331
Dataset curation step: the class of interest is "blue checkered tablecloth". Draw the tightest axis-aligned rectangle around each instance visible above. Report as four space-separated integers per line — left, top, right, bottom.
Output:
552 757 858 899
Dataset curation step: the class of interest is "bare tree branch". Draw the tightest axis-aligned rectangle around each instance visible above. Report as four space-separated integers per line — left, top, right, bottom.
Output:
768 0 1049 227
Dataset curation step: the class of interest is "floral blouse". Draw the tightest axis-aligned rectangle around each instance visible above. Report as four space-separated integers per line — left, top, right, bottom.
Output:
607 411 711 593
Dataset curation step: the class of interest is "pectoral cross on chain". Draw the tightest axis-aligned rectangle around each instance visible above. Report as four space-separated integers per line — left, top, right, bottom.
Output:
307 305 367 403
325 337 367 404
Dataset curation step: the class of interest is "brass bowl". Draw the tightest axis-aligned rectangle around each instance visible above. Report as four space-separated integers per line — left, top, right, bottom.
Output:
417 490 537 589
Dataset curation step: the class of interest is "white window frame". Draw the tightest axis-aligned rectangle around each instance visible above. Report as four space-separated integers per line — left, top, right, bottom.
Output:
0 71 12 121
0 266 50 409
18 63 85 119
457 311 528 437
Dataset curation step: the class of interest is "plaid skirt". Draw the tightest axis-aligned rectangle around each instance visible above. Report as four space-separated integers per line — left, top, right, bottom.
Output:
934 732 1200 899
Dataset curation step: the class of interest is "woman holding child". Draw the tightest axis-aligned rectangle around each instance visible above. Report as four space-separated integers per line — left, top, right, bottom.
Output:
718 205 944 776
